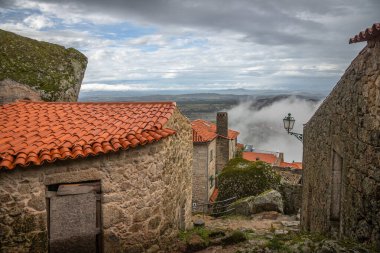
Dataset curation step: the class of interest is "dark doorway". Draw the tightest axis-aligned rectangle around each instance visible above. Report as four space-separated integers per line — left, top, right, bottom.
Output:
330 150 343 225
46 181 102 253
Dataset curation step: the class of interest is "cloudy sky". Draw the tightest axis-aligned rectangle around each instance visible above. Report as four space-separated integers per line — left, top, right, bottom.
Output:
0 0 378 92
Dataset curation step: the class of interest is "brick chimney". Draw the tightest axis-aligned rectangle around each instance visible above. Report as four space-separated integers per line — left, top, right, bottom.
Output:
216 112 228 137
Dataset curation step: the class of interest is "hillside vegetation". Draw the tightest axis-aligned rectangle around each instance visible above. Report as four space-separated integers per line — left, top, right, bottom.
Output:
217 158 281 201
0 29 87 101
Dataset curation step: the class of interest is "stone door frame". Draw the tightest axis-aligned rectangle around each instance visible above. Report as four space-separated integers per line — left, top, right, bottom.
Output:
330 142 344 236
45 181 102 253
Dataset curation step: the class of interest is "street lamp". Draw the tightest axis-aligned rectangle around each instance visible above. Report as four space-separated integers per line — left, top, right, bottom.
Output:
283 113 303 142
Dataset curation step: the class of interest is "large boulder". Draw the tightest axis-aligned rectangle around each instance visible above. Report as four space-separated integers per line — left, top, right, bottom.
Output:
231 189 284 215
0 29 87 103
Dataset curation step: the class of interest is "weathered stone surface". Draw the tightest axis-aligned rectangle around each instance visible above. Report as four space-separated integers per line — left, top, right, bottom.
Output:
0 108 193 252
148 216 161 230
302 37 380 250
192 139 217 213
279 183 302 215
231 189 284 215
231 196 254 216
27 193 46 211
0 79 42 103
252 190 284 214
0 29 87 103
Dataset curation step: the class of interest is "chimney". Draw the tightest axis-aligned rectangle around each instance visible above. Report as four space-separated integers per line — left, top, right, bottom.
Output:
216 112 228 137
278 152 284 163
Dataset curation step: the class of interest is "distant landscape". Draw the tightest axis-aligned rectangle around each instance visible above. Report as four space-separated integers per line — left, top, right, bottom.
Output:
79 89 325 121
80 90 324 162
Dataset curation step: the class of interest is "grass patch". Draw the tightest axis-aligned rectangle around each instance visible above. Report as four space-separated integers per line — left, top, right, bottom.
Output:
179 227 212 243
221 230 247 245
266 236 291 252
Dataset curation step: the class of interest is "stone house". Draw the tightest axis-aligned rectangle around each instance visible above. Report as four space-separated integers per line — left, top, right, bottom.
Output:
243 151 302 169
0 100 193 253
242 151 283 166
301 23 380 249
191 112 239 212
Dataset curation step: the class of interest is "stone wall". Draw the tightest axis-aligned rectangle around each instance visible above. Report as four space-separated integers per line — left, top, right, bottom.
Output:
0 29 87 103
216 137 230 174
207 139 217 200
0 108 193 253
301 38 380 249
216 137 237 174
192 139 216 212
192 143 208 212
229 138 237 160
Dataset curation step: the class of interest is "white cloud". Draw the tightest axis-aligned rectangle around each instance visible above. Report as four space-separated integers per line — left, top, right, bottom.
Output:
14 0 123 25
0 0 374 91
161 72 178 79
23 14 54 30
81 83 151 91
228 97 322 162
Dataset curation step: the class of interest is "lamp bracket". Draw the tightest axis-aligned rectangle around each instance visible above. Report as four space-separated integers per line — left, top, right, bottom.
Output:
288 131 303 142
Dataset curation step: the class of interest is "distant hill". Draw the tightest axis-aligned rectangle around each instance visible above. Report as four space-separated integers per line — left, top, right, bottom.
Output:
79 91 323 121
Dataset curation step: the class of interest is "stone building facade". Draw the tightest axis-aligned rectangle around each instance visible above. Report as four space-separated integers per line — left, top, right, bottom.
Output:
0 101 192 253
191 113 239 212
301 24 380 249
192 139 217 212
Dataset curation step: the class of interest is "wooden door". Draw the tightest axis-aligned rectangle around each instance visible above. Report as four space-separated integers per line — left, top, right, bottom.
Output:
47 182 102 253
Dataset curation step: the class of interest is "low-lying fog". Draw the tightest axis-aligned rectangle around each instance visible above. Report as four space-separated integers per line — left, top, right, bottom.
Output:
228 97 322 162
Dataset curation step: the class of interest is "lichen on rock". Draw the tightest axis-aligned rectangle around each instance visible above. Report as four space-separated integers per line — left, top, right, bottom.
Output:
0 29 87 102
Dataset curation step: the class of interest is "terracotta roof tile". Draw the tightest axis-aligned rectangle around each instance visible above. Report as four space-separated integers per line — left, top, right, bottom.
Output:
242 152 277 165
349 23 380 44
280 161 302 169
0 101 177 170
191 119 239 143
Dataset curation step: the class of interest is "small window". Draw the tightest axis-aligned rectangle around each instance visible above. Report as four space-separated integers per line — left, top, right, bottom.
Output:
209 175 214 188
209 150 213 162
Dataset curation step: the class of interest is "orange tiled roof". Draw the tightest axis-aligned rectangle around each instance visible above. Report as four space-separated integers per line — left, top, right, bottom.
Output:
0 101 177 170
349 23 380 44
236 143 244 150
191 119 239 143
243 151 277 165
280 161 302 169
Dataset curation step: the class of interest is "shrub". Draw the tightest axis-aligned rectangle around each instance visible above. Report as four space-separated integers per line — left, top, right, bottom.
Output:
217 158 281 201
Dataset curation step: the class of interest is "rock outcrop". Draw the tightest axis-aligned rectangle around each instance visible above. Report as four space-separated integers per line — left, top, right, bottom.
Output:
0 29 87 103
231 189 284 215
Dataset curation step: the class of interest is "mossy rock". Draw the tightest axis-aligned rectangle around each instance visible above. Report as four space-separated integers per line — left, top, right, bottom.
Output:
217 158 281 202
0 29 87 102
